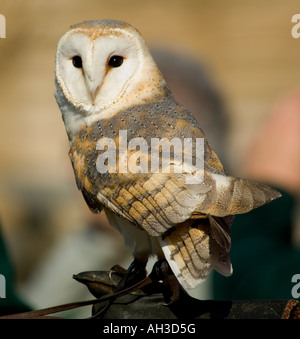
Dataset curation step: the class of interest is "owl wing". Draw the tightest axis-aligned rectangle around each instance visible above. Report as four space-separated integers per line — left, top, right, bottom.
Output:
69 122 280 237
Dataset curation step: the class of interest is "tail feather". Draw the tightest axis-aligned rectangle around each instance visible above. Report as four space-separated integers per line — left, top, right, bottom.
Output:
194 174 281 217
160 217 232 289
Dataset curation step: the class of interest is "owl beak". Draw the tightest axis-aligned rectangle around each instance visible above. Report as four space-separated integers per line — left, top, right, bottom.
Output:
91 85 100 102
86 78 101 103
86 75 105 103
85 60 106 103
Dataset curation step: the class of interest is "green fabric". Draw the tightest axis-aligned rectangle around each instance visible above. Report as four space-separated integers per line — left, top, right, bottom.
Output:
0 222 30 315
212 189 300 300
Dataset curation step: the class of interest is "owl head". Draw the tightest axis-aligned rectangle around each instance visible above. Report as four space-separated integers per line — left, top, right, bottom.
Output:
55 20 167 141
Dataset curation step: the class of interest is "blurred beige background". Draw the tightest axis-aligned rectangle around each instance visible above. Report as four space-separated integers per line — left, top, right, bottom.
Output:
0 0 300 313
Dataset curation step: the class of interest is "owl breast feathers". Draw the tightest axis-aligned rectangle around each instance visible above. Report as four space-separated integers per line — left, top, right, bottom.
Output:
55 20 281 290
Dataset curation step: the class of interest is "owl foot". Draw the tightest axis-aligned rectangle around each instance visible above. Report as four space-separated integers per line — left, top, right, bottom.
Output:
115 259 147 292
149 260 184 304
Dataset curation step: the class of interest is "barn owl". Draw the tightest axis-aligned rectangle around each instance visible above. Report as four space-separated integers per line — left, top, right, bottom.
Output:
55 20 280 291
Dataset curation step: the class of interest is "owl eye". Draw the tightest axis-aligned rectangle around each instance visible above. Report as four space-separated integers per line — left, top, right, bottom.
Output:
108 55 124 68
72 56 82 68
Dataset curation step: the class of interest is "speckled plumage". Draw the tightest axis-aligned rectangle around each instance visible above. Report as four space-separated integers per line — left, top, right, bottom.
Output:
55 20 281 290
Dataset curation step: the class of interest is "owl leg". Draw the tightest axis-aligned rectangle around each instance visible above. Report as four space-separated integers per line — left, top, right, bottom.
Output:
114 258 148 291
150 259 183 304
109 259 182 302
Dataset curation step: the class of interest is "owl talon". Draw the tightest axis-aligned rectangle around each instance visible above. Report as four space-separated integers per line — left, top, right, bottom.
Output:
108 264 127 281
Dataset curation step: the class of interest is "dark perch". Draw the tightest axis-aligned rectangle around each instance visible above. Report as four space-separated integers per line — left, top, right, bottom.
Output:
0 263 299 319
74 262 300 320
